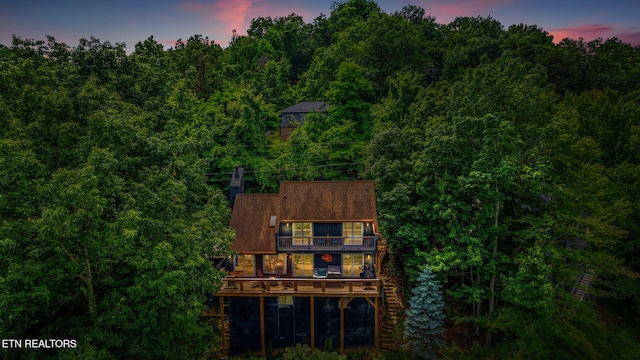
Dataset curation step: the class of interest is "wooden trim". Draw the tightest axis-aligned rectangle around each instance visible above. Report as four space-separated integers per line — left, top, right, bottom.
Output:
277 219 376 223
340 298 344 354
339 297 354 354
276 235 377 252
310 296 315 351
375 296 379 353
260 296 265 358
217 277 382 297
220 296 226 355
363 297 379 353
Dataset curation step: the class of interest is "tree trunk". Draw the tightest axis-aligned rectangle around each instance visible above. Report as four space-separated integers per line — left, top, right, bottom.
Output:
486 185 500 347
84 257 97 322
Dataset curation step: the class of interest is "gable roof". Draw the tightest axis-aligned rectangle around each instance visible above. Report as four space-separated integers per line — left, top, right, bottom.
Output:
277 181 377 223
280 101 328 114
230 194 279 254
229 180 379 254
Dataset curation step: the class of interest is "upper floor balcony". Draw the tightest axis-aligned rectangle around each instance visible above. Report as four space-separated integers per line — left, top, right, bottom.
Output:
276 235 378 252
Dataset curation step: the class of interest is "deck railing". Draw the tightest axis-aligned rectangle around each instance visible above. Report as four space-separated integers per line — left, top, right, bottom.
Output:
276 235 377 252
216 277 381 296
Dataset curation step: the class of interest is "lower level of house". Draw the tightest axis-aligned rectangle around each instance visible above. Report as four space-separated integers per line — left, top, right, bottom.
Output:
212 295 379 356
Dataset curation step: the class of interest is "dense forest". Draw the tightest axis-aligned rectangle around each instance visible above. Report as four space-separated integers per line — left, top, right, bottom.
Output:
2 0 640 359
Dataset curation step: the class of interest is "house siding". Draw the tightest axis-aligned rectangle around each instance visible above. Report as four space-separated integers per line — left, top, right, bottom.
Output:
227 297 374 355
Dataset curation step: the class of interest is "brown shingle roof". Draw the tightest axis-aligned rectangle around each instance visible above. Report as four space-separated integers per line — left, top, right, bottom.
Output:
229 180 379 254
278 180 377 224
230 194 279 254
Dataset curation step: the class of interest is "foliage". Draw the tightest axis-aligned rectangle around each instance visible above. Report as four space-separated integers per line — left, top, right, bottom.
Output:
281 344 346 360
1 1 640 358
0 36 234 359
403 266 446 359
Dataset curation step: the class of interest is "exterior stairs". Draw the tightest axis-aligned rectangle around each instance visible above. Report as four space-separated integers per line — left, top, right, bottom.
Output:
203 298 230 358
380 275 403 351
573 270 594 302
220 317 230 357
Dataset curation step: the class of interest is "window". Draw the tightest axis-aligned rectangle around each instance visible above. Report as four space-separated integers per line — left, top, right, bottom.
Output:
235 254 255 276
344 222 364 245
293 222 312 245
343 253 364 277
263 254 287 275
293 254 314 277
278 296 293 307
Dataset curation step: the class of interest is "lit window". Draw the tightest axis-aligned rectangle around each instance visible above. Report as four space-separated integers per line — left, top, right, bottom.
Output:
343 253 364 277
263 254 287 275
344 222 364 245
293 222 312 245
293 254 314 277
236 255 255 276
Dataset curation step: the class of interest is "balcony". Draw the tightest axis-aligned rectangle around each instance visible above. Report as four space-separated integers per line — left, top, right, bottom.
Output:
276 235 377 252
216 276 381 297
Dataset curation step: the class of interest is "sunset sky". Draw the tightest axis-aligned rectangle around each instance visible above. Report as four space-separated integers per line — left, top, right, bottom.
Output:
1 0 639 51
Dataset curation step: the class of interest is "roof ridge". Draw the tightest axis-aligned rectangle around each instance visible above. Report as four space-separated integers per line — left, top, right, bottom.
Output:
235 193 279 196
279 179 374 184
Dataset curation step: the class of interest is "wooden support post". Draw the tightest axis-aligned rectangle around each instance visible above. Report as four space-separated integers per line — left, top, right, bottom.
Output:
364 297 379 354
220 296 226 355
310 296 315 351
340 298 344 354
260 296 265 358
375 296 379 353
340 297 354 354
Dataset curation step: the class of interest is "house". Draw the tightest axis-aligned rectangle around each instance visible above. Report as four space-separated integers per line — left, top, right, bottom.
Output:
213 168 382 357
279 101 328 140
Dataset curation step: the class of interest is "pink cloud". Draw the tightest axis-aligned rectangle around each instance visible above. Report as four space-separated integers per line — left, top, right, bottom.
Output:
179 0 254 44
548 24 614 43
160 39 181 47
177 0 312 46
614 29 640 46
547 24 640 46
419 0 513 23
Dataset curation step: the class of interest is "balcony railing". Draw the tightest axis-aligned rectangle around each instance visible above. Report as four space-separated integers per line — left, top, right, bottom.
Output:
216 277 381 296
276 235 377 252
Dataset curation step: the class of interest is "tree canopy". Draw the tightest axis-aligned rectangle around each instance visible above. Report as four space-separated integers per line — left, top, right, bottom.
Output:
2 1 640 358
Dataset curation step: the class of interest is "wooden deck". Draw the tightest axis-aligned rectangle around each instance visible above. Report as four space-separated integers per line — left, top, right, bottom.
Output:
216 277 382 297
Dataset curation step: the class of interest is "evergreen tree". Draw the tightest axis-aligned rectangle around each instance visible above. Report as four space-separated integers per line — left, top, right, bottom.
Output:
403 266 446 359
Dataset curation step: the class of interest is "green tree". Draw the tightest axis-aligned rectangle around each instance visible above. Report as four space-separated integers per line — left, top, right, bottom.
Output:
247 13 314 82
326 0 381 40
403 266 446 359
326 60 374 138
439 16 505 81
368 55 555 348
171 34 223 99
0 38 235 359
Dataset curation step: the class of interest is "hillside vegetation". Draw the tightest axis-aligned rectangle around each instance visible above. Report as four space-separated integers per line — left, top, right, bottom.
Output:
1 0 640 359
